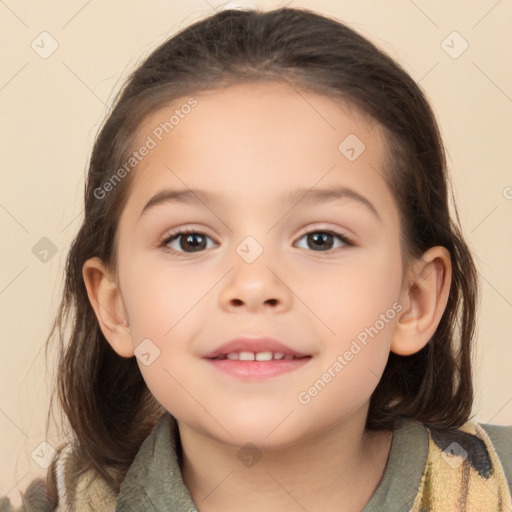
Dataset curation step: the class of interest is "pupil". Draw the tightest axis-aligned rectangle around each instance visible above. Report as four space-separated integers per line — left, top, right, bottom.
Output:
309 232 332 250
182 234 205 251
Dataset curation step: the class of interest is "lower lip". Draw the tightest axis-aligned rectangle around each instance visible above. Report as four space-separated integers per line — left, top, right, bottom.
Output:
203 357 312 380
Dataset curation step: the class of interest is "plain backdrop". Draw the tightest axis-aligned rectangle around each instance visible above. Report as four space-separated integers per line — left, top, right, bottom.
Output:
1 0 511 505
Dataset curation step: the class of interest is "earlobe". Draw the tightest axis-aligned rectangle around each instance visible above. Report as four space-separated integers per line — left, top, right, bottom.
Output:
391 246 452 356
82 256 135 358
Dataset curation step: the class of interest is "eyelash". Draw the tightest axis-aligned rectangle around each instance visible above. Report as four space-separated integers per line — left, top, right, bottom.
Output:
158 225 354 257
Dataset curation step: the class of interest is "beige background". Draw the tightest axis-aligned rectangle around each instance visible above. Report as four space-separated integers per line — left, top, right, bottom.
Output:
1 0 511 504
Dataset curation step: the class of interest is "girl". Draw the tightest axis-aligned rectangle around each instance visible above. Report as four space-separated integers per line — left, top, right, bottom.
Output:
2 6 511 512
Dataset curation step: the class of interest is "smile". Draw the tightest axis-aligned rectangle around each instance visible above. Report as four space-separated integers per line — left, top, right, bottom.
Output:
209 351 306 361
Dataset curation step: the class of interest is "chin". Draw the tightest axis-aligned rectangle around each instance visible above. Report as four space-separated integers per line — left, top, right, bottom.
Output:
213 411 312 450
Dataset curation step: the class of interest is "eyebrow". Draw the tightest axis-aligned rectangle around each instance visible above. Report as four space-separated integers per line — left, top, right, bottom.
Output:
138 186 381 222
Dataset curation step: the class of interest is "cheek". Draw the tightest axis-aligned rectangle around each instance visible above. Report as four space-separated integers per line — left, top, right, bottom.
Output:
298 246 403 340
121 265 206 416
294 258 402 422
305 249 402 403
120 260 206 342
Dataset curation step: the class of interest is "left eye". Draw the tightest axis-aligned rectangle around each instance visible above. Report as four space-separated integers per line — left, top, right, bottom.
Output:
294 230 351 252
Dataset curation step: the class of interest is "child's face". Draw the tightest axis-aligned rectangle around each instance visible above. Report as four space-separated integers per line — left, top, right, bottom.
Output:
113 81 406 446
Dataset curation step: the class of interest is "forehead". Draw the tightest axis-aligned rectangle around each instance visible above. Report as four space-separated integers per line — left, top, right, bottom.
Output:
122 81 395 222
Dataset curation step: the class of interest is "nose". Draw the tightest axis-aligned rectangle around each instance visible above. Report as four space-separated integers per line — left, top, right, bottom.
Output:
218 252 293 313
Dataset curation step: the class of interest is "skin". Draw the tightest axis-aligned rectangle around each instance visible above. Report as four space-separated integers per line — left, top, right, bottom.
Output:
83 81 452 512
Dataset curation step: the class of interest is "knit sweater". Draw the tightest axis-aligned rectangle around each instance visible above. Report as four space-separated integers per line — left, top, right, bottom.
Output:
2 413 511 511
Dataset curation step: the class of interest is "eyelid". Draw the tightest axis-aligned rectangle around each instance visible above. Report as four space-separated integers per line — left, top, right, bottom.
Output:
159 224 217 245
159 223 352 242
295 223 354 244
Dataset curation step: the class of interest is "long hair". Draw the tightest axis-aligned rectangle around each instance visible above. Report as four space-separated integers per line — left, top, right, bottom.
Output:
45 6 478 494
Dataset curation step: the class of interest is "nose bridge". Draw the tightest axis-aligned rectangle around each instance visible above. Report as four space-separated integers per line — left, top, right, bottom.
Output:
218 233 291 311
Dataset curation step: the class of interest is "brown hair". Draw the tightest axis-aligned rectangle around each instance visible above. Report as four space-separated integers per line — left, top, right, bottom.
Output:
45 5 478 496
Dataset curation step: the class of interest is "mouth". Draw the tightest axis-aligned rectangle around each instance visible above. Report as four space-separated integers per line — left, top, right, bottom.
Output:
202 337 313 380
202 336 310 359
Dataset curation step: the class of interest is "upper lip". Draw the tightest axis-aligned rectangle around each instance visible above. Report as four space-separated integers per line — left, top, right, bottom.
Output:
203 337 310 359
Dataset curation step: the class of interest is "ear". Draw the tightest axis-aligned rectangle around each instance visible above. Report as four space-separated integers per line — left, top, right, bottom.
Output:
391 246 452 356
82 256 134 358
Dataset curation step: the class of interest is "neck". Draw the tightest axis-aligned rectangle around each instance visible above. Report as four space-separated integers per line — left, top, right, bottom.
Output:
178 409 393 512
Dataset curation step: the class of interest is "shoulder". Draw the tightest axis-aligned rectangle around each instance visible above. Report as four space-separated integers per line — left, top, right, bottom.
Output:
410 420 512 511
0 478 53 512
435 421 512 492
0 444 118 512
477 422 512 492
55 443 118 511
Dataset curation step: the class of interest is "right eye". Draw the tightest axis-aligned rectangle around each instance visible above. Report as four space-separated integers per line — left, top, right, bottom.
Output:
160 228 217 255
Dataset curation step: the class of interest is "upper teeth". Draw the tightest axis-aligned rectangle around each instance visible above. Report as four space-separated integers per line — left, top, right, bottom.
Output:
218 351 298 361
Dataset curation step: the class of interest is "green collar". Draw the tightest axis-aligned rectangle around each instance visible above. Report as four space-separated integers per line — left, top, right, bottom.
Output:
116 413 428 512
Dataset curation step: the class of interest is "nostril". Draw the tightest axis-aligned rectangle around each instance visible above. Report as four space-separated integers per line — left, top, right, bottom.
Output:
228 298 278 306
